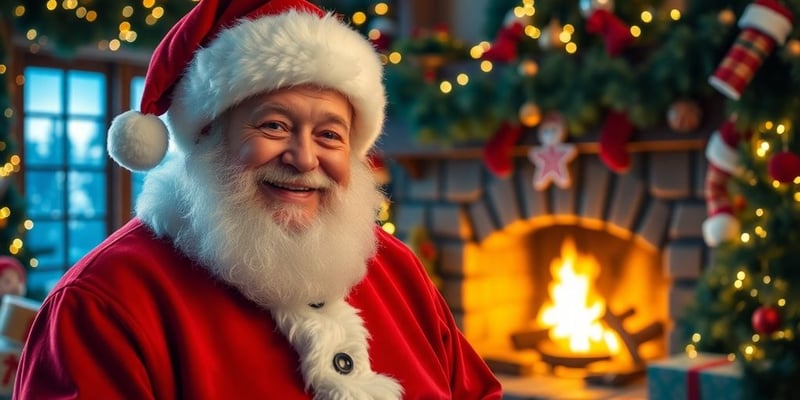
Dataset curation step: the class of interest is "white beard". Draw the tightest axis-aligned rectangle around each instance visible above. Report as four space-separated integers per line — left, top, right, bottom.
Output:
136 142 386 308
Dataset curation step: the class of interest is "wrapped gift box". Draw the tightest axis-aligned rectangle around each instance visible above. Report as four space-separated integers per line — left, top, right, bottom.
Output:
647 352 742 400
0 337 21 399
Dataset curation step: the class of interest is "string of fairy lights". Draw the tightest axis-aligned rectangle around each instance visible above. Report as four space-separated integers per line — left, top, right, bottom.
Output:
0 82 32 266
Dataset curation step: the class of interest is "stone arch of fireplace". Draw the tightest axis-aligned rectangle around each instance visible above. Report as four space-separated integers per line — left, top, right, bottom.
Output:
389 148 711 355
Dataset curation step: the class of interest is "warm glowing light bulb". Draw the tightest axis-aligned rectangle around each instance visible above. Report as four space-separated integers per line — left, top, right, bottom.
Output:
641 11 653 23
630 26 641 37
480 60 493 72
374 3 389 15
439 81 452 94
565 42 577 53
670 9 681 20
456 73 469 85
737 271 746 280
388 52 401 64
352 11 367 25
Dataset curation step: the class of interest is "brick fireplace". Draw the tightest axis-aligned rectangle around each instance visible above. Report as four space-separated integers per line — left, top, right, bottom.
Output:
380 119 717 368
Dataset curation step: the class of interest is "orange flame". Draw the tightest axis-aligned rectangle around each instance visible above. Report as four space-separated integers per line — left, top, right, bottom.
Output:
537 238 620 354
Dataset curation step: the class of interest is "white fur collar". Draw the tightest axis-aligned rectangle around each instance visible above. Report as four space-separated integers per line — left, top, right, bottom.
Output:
271 299 403 399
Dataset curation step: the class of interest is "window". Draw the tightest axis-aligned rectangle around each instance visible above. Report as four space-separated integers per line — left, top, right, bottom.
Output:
17 53 146 296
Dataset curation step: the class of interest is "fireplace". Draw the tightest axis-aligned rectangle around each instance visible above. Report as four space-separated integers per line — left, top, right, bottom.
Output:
380 118 714 380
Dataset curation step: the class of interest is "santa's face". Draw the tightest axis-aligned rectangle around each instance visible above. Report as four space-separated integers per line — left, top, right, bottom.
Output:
222 86 353 229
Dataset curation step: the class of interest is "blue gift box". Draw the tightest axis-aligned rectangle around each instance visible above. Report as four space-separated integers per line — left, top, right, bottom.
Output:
647 352 742 400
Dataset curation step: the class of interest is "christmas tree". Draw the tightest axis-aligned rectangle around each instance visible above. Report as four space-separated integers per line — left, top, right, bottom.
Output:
0 22 34 291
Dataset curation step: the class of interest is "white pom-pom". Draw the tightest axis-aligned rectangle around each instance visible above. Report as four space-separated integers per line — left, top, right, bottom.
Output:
107 110 169 171
702 213 741 247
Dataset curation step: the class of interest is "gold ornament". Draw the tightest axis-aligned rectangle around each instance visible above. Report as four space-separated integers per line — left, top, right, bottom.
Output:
517 59 539 76
718 9 735 26
667 100 702 133
786 39 800 57
519 102 542 127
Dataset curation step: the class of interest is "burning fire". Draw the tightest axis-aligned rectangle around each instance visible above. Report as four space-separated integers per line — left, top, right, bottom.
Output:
537 238 620 355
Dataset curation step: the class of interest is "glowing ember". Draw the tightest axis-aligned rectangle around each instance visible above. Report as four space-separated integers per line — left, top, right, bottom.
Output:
537 238 620 354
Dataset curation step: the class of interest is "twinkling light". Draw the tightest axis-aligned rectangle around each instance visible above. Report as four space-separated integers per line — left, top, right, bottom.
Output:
122 6 134 17
480 60 493 72
439 81 452 94
387 52 401 64
152 6 164 19
670 9 682 20
456 73 469 86
524 25 540 39
352 11 367 25
631 26 642 37
565 42 577 54
374 3 389 16
641 11 653 23
14 6 25 16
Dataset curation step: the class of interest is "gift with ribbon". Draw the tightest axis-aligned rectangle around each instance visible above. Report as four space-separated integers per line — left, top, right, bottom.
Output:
647 352 742 400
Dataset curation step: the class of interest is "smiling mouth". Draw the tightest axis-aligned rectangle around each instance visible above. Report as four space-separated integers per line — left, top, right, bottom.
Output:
262 180 317 192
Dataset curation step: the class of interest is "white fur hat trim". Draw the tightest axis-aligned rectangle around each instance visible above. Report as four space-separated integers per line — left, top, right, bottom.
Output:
167 11 385 160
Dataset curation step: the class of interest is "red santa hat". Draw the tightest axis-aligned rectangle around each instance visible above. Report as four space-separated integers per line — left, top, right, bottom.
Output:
0 256 25 284
108 0 386 171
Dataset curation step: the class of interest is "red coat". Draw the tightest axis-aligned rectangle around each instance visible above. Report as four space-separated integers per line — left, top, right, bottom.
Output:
14 219 501 399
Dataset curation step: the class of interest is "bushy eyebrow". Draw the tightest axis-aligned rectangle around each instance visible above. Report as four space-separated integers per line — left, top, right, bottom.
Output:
250 102 351 132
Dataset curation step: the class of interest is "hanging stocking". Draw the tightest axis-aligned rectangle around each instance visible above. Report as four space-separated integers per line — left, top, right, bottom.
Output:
708 0 794 100
483 10 531 62
483 122 523 178
598 110 635 173
585 8 634 56
702 120 749 247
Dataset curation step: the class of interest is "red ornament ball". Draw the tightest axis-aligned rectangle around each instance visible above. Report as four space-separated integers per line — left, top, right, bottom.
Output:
752 305 781 335
768 151 800 183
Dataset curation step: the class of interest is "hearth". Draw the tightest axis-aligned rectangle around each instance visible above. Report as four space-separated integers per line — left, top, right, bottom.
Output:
380 119 714 388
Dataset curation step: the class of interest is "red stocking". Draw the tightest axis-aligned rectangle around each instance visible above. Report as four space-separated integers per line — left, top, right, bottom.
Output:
483 23 524 62
483 122 523 177
585 9 634 56
598 111 635 173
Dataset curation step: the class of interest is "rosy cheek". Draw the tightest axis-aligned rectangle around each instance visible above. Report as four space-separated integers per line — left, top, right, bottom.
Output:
235 140 275 168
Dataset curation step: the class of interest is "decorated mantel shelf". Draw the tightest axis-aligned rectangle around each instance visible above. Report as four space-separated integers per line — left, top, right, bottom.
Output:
377 104 721 180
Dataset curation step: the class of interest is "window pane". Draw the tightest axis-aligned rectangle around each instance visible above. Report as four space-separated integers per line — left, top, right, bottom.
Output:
24 116 64 166
27 220 65 270
68 220 105 265
68 171 106 219
68 118 106 167
68 71 106 116
25 171 65 219
24 67 63 114
131 76 145 111
130 75 147 207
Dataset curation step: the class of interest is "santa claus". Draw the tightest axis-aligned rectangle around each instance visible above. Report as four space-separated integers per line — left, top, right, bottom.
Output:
14 0 502 398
